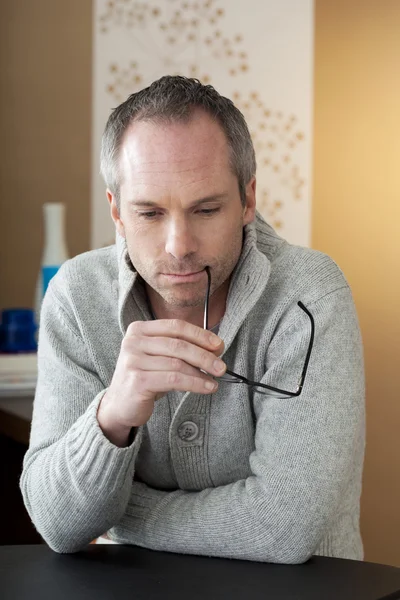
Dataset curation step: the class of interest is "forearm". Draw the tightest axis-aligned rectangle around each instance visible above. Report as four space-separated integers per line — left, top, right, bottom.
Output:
21 393 142 553
109 477 330 564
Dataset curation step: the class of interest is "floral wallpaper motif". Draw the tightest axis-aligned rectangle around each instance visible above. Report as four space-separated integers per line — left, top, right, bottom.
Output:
93 0 312 247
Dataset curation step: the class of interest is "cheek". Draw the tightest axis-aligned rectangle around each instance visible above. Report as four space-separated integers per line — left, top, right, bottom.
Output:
220 212 244 241
125 224 164 269
123 213 160 242
207 227 243 268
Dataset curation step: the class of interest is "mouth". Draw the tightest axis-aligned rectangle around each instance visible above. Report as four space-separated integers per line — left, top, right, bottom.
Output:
161 269 206 283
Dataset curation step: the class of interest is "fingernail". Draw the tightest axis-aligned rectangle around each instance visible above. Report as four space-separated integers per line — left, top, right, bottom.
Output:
213 359 225 374
205 381 217 391
209 333 221 346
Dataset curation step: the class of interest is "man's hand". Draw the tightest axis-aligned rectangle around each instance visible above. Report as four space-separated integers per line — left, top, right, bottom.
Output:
97 319 225 446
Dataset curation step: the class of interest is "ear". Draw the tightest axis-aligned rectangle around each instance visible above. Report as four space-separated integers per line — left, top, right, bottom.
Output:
243 177 256 225
107 190 125 238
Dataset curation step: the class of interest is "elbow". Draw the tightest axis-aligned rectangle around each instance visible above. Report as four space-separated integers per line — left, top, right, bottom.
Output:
237 539 314 564
43 534 90 554
267 525 319 564
271 546 314 565
22 510 96 555
20 475 93 554
25 505 93 554
250 518 319 564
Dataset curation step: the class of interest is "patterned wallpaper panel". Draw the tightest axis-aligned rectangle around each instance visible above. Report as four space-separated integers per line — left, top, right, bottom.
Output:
92 0 313 248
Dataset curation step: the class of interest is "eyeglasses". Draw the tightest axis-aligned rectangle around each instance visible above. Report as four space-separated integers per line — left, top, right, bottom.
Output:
203 267 314 398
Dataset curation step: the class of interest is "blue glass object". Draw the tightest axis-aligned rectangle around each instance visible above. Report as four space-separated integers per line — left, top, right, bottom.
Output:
42 265 60 296
0 309 37 353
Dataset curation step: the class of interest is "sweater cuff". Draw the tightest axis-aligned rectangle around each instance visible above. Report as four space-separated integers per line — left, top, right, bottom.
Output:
67 390 143 494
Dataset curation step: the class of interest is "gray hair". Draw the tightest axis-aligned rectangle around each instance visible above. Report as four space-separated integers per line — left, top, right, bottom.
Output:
100 76 256 208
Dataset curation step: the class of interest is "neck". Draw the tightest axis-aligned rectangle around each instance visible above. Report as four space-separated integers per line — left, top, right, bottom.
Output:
146 279 229 330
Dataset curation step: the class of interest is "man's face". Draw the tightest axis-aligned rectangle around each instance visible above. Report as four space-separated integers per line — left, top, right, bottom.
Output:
109 111 255 310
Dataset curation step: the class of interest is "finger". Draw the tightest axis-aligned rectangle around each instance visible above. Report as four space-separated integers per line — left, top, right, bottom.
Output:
133 335 226 378
134 370 218 396
125 354 217 381
127 319 224 353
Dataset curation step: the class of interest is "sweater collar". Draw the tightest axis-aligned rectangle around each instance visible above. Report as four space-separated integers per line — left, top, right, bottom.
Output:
115 211 282 349
217 215 271 353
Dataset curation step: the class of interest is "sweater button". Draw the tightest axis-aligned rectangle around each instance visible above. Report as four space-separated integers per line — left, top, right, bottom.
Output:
178 421 199 441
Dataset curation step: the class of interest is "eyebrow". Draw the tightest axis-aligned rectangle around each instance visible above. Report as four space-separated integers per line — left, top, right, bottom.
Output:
129 193 228 209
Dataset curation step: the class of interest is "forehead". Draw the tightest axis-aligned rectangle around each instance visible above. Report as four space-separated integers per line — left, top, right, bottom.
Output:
119 112 233 190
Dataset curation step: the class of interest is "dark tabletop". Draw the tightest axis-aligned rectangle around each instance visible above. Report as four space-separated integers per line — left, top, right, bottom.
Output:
1 544 400 600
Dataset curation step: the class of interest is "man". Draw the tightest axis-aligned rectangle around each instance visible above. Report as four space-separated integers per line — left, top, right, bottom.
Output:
21 76 365 563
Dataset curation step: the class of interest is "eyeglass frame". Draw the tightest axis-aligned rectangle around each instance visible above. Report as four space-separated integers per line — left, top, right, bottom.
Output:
203 267 315 398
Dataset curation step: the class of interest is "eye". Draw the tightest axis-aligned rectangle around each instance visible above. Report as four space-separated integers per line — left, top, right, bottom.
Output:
197 208 220 216
138 211 160 219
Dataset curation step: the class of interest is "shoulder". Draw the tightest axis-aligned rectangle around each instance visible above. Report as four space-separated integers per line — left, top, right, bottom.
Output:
255 212 347 296
46 245 118 308
271 243 349 303
272 243 348 298
254 214 346 299
257 231 350 308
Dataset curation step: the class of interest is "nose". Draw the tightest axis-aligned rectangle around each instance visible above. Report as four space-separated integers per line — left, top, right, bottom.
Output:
164 216 198 259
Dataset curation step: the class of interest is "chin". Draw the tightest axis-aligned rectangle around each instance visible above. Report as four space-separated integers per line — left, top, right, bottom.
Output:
162 292 204 309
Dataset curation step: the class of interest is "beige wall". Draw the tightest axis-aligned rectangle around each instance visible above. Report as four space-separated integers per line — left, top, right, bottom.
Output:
0 0 92 309
314 0 400 566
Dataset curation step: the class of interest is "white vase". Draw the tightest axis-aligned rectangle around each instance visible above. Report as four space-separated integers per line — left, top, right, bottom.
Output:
34 203 69 326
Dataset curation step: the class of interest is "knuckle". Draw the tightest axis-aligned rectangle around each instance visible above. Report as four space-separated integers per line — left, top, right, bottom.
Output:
121 334 139 355
127 321 143 336
170 357 183 371
123 352 140 371
121 336 132 352
191 325 203 342
167 371 180 386
168 319 183 333
169 337 185 354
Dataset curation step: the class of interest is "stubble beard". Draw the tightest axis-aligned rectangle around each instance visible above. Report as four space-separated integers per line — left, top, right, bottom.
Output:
144 265 228 310
128 224 244 311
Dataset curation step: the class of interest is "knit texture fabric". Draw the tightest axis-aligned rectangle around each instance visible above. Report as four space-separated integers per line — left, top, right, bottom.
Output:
21 213 365 562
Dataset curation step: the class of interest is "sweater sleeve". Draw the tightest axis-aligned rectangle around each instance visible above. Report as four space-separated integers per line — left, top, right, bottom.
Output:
20 282 143 553
108 287 365 563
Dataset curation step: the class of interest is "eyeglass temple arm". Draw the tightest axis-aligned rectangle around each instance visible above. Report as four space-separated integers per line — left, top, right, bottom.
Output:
296 301 315 392
204 268 314 396
204 266 211 330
